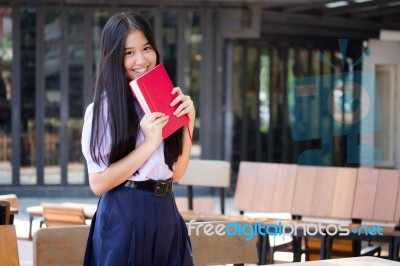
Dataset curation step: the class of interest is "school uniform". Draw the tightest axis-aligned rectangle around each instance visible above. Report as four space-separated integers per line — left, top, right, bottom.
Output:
81 102 194 266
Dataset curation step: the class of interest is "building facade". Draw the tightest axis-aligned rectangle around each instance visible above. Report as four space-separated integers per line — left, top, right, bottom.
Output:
1 0 399 196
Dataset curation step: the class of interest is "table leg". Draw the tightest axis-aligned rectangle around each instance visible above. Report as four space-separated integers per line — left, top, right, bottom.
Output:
320 235 330 260
352 239 362 256
28 215 33 240
390 236 399 261
259 234 269 265
292 236 302 262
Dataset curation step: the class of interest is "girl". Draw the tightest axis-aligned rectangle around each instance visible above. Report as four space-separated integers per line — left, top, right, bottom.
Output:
81 12 195 266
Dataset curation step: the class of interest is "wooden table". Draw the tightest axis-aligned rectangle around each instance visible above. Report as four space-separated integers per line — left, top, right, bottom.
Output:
322 224 400 261
252 218 400 263
26 203 96 239
275 256 400 265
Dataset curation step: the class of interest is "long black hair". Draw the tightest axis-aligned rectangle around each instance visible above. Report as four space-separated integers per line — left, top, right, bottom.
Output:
90 12 183 170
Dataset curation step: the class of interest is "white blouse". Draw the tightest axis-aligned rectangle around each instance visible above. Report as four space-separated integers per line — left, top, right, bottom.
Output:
81 99 173 181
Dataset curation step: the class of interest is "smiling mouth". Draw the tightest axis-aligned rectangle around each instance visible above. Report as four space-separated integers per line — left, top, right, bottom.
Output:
133 67 148 74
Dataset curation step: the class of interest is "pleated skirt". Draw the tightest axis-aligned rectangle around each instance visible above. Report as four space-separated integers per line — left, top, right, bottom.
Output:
83 184 195 266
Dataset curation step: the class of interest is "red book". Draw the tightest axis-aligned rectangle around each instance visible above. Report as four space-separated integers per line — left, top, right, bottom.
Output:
129 63 190 138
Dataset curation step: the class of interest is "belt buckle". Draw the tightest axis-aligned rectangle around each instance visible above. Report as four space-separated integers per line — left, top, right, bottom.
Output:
154 180 169 197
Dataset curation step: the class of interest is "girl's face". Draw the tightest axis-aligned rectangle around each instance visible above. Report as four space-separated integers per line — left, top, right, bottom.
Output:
124 29 157 80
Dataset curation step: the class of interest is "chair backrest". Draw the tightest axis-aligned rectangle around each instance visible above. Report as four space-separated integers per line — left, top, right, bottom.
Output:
352 168 400 223
33 225 90 266
291 166 357 220
0 200 10 225
233 161 260 213
329 167 358 219
270 163 298 213
179 159 231 188
178 159 231 214
0 225 19 266
234 162 298 214
0 194 19 209
42 204 86 227
188 221 259 266
252 162 280 212
291 165 318 217
252 163 298 213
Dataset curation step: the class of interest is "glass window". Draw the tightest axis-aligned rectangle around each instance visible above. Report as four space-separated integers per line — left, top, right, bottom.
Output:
259 52 270 134
92 10 110 75
43 8 61 184
67 10 85 184
162 10 177 84
0 8 12 184
185 11 201 156
20 7 36 184
140 10 154 28
231 43 244 164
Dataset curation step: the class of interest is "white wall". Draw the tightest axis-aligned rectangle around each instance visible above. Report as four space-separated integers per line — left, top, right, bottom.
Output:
361 39 400 168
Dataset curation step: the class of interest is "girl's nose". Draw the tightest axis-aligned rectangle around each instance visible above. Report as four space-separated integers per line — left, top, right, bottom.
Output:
134 52 146 65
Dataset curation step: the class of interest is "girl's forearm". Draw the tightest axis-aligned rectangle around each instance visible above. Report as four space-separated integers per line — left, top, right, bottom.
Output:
172 119 195 181
88 141 159 196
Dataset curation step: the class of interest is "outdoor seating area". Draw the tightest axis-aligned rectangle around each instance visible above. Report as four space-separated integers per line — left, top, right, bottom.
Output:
2 0 400 265
26 202 96 240
180 161 400 264
1 160 400 265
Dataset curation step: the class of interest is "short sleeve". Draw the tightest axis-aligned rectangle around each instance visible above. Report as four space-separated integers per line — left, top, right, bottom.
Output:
81 103 109 174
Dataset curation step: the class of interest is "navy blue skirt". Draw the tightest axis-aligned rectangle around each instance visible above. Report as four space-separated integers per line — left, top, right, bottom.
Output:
83 184 194 266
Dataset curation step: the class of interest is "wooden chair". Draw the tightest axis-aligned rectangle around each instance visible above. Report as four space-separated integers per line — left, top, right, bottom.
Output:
178 159 231 215
188 221 259 266
0 194 18 224
232 161 260 215
33 225 90 266
41 204 87 227
353 168 400 223
233 162 298 264
299 167 381 261
0 200 10 225
0 194 19 209
0 225 19 266
348 167 400 259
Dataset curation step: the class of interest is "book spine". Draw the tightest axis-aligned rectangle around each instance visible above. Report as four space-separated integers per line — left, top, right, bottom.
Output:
131 81 152 114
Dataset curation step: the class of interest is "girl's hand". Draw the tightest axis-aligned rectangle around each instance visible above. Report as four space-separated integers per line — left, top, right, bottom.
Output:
140 112 169 147
170 87 196 121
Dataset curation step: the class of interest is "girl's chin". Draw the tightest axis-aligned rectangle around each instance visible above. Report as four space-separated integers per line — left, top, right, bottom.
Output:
129 74 141 80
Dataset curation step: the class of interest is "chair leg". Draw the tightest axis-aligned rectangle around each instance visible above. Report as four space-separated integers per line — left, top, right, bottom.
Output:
39 219 45 228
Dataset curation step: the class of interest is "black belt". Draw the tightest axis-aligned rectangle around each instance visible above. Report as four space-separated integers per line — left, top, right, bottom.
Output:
123 178 173 197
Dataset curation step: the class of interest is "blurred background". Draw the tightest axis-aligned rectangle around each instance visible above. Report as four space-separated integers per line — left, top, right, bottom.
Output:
1 0 400 198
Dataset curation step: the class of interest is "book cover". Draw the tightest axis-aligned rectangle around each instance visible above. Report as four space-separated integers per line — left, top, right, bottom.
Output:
129 63 190 139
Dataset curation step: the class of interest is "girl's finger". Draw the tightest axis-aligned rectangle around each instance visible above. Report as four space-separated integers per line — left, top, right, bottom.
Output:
173 100 194 117
171 87 182 95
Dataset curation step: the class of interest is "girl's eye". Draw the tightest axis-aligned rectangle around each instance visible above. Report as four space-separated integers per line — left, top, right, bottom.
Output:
125 50 134 55
144 46 153 51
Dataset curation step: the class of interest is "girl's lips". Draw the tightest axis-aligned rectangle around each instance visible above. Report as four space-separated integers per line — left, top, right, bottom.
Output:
134 67 147 74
